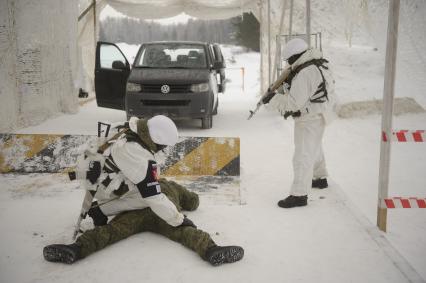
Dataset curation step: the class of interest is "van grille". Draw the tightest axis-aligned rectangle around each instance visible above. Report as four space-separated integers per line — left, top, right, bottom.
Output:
141 100 190 106
141 84 190 93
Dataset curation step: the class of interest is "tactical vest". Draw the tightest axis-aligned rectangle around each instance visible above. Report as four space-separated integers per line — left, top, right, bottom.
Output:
285 58 329 104
100 130 151 196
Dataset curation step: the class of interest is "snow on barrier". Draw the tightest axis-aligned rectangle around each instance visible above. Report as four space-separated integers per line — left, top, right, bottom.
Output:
0 134 240 176
381 197 426 209
0 134 241 205
382 130 425 142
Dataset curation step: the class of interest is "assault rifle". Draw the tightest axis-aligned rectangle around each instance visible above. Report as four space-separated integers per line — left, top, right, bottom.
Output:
72 190 96 239
71 122 129 239
248 66 291 120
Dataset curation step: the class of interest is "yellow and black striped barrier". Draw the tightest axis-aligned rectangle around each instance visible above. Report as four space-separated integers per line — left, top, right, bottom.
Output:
0 134 240 176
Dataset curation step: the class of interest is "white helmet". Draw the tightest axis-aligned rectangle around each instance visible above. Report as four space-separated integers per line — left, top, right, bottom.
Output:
147 115 178 146
282 38 308 60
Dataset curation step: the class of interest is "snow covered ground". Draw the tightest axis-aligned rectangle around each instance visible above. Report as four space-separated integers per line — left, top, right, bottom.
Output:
1 39 425 282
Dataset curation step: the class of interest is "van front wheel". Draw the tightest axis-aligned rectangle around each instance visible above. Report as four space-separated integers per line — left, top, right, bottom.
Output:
201 115 213 129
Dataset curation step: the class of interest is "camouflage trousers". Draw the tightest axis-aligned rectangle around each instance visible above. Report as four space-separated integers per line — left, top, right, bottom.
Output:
76 178 216 260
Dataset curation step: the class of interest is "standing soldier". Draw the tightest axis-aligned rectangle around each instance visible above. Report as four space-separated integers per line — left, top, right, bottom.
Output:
265 38 337 208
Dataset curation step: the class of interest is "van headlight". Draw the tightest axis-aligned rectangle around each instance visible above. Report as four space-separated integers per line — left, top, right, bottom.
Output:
190 83 209 93
126 82 141 92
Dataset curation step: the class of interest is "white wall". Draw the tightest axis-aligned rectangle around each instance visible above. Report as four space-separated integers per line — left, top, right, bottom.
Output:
0 1 19 131
0 0 79 132
78 0 104 94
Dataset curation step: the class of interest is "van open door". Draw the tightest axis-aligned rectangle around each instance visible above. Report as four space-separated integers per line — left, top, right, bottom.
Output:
95 41 130 110
212 44 226 93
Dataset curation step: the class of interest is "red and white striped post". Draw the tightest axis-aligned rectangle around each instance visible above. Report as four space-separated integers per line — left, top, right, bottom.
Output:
382 130 425 142
382 197 426 209
377 0 400 232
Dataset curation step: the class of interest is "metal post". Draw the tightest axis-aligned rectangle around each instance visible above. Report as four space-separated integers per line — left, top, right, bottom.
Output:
278 35 282 75
267 0 271 85
242 67 245 92
272 0 288 81
275 35 280 78
306 0 311 47
289 0 294 37
259 3 264 92
315 33 318 49
377 0 400 232
93 0 96 49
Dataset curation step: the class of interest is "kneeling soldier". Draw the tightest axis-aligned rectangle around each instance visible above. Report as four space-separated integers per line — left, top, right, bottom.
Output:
43 179 244 266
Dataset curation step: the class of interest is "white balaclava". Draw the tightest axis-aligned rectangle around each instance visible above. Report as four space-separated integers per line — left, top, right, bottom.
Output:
147 115 178 146
282 38 308 60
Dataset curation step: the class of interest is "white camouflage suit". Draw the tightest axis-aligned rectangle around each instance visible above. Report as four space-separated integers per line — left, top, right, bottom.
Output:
94 133 185 227
271 48 337 196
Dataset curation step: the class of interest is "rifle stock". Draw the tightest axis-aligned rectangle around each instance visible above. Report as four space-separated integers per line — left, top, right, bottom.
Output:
73 189 95 239
97 128 129 154
269 67 291 92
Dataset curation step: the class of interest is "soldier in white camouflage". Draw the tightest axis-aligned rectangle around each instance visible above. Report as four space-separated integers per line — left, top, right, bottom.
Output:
43 178 244 266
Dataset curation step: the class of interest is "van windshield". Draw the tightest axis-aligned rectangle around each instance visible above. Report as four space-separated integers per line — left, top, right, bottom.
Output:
135 43 207 69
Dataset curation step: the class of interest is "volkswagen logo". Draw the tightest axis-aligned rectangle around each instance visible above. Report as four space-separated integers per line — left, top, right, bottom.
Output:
160 85 170 94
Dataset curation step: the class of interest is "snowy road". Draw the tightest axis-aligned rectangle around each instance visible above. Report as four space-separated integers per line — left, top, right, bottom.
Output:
0 171 418 283
1 43 426 282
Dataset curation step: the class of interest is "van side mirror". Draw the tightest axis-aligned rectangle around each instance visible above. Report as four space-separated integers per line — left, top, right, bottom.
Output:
212 61 224 70
112 60 128 70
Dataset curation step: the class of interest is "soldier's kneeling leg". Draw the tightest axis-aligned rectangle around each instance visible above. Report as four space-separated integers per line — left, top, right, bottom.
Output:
181 191 199 211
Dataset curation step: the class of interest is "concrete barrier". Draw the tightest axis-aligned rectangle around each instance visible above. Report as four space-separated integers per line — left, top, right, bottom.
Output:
0 134 240 176
1 133 242 204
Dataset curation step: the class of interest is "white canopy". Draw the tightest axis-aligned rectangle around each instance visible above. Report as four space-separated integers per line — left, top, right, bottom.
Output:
102 0 258 20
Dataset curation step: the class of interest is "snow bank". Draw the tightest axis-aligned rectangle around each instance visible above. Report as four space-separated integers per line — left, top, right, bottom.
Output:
338 97 425 119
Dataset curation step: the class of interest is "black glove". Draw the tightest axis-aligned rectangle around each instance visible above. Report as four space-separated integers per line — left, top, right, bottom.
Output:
68 171 77 181
86 161 101 184
112 182 130 197
283 111 293 119
283 110 301 120
292 110 301 118
180 216 197 229
261 89 276 104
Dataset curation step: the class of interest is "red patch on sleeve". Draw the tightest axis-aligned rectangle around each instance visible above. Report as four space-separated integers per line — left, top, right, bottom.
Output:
151 164 159 181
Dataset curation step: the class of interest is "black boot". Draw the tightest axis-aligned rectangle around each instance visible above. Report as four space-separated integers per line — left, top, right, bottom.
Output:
43 243 81 264
278 195 308 208
88 202 108 226
312 178 328 189
205 245 244 266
